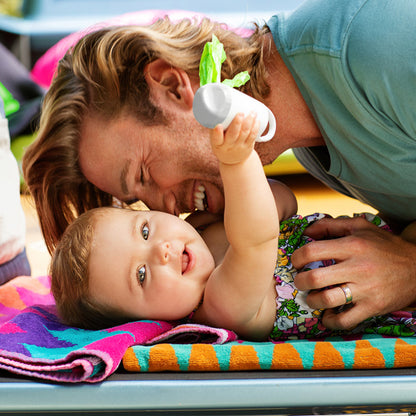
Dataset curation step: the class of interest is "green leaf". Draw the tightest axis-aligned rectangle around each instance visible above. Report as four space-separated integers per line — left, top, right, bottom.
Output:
199 35 250 88
222 71 250 88
199 34 226 86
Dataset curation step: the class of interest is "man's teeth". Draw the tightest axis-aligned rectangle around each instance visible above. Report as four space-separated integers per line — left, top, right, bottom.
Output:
194 185 207 211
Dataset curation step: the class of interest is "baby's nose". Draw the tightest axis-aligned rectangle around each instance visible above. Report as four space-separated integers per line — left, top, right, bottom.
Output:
157 241 171 264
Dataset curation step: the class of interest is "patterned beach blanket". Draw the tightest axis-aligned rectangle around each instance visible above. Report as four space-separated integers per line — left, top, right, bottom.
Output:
1 271 416 382
0 275 235 382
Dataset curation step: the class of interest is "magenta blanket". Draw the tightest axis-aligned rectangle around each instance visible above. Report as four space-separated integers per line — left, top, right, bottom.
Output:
0 275 236 382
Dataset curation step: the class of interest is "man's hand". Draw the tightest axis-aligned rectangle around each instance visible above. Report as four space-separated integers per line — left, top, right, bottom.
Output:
291 216 416 330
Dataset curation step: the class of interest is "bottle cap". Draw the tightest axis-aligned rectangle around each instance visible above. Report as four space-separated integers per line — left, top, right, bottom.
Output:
193 83 232 129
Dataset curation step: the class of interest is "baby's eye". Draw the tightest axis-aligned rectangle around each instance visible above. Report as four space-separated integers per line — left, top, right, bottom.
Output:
136 265 146 286
141 222 150 240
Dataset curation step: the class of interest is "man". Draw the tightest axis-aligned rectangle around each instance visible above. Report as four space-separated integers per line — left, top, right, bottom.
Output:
23 0 416 330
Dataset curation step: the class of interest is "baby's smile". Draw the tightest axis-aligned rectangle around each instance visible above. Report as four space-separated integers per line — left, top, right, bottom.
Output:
181 248 193 274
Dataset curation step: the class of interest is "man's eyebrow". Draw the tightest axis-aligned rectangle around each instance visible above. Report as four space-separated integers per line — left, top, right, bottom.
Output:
120 159 131 196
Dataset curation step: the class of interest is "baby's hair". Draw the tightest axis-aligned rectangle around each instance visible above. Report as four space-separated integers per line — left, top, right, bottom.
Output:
50 207 133 329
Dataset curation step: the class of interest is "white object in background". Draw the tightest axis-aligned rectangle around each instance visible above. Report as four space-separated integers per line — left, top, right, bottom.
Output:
0 117 26 264
193 83 276 142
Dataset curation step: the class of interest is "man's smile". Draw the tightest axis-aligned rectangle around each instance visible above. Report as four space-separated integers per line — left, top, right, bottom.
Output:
194 184 208 211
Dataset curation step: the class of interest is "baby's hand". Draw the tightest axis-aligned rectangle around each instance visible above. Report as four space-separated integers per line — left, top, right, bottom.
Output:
210 112 260 165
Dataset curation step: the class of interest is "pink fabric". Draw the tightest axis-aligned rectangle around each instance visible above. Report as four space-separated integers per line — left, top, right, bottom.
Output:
31 9 252 88
0 275 236 383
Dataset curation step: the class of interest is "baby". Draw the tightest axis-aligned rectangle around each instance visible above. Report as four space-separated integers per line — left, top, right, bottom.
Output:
51 112 300 340
51 112 394 340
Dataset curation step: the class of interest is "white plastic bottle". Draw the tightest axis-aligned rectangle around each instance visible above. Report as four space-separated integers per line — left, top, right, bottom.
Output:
193 83 276 142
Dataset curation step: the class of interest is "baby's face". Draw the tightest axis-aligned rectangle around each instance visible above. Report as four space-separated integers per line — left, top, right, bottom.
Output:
88 208 215 321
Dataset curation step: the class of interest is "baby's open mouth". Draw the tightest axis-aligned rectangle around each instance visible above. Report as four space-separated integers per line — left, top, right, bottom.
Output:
194 184 208 211
182 249 190 274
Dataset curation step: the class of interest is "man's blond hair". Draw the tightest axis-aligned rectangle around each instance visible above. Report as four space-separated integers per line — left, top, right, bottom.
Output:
23 17 270 254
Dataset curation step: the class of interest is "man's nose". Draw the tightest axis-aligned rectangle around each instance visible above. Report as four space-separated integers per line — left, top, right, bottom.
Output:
135 191 161 211
135 186 176 215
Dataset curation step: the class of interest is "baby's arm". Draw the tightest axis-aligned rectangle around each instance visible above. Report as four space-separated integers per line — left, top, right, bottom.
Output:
198 113 295 339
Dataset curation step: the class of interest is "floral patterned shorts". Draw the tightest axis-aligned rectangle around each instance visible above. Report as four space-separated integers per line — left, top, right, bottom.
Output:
269 212 391 340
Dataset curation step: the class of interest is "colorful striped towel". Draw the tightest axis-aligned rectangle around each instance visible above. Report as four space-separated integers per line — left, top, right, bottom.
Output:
123 335 416 372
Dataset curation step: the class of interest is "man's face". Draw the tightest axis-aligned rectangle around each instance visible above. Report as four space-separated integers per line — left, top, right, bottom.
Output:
79 109 226 215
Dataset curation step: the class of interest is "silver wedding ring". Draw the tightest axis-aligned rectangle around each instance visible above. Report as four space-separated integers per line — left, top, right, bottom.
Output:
340 283 353 305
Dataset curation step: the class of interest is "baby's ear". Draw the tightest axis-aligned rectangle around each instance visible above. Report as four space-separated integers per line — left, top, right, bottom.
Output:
145 59 194 109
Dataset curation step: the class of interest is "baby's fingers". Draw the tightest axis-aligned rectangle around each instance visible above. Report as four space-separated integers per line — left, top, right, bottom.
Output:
223 113 245 145
210 124 225 148
227 112 259 144
241 113 260 146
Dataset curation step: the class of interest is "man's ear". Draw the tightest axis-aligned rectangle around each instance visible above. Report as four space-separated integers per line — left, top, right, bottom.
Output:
145 59 194 110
